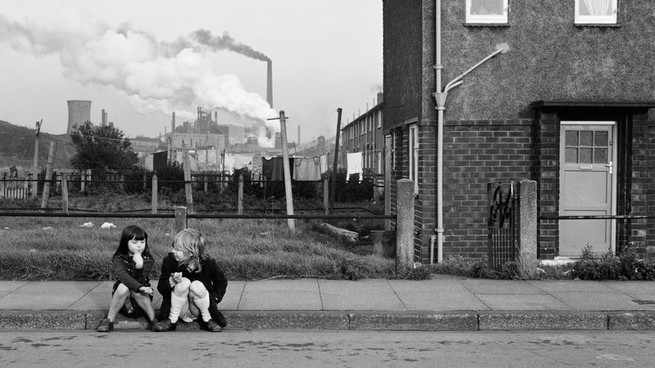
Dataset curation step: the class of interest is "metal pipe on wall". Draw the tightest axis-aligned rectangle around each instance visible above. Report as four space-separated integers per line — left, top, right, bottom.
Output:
432 0 509 264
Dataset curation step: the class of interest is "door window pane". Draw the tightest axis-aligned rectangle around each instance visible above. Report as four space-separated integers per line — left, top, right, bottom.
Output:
580 131 593 146
594 131 608 146
580 148 592 163
565 131 578 146
594 148 608 164
566 148 578 163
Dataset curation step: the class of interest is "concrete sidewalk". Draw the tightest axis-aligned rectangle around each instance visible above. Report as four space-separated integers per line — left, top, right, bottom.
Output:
1 276 655 331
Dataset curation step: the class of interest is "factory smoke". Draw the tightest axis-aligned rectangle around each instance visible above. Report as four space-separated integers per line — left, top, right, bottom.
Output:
190 29 271 62
0 11 279 146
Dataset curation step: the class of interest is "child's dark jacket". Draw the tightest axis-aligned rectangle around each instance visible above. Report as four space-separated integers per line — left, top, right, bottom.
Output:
112 253 154 291
156 253 228 325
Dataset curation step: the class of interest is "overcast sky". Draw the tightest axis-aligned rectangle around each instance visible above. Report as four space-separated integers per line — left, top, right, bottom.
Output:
0 0 382 142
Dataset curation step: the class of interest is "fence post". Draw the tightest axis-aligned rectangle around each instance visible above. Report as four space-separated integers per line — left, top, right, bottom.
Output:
396 179 415 270
151 174 158 214
323 178 329 216
61 174 69 214
238 173 244 214
174 206 188 233
183 151 193 211
518 179 537 262
40 142 55 209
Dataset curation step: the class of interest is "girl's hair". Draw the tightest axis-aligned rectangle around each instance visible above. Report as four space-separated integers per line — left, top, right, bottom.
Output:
115 225 151 257
172 228 208 271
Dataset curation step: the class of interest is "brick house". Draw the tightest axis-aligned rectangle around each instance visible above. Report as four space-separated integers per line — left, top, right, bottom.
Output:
383 0 655 263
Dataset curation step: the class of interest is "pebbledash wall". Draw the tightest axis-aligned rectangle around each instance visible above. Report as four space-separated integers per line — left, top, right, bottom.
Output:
383 0 655 262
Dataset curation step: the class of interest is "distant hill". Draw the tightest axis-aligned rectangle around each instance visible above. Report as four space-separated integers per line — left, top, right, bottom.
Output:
0 120 76 172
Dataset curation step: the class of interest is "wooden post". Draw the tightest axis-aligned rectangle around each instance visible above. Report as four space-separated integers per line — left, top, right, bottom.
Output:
323 178 329 215
330 108 342 215
183 150 193 211
40 142 55 209
151 174 158 214
174 206 187 233
238 173 244 214
80 170 86 193
278 111 295 232
61 174 69 214
31 120 41 199
143 172 147 192
167 136 172 164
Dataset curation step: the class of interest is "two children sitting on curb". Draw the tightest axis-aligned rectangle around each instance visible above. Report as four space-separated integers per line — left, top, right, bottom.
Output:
96 226 227 333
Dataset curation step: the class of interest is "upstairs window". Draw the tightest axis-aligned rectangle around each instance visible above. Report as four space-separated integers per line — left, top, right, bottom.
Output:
575 0 617 25
466 0 509 24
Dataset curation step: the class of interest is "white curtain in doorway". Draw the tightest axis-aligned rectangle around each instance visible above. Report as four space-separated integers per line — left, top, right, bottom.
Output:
582 0 612 15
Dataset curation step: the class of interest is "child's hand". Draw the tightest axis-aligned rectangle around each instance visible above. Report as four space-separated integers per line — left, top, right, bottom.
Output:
171 272 183 283
139 286 153 295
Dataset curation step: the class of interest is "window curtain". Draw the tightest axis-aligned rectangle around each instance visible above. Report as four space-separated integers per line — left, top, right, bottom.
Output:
582 0 612 15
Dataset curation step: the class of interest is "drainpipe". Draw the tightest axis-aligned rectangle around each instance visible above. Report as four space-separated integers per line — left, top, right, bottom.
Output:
432 0 509 263
432 0 444 265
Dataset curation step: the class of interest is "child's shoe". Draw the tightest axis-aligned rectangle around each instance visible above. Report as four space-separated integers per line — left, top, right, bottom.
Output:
96 318 114 332
153 318 177 332
202 319 222 332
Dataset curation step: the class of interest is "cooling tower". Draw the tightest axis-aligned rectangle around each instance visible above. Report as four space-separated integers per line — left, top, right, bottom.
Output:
67 100 92 134
266 60 273 108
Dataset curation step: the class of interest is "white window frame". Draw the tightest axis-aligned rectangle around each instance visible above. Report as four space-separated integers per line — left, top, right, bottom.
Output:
466 0 509 24
575 0 617 25
408 124 419 194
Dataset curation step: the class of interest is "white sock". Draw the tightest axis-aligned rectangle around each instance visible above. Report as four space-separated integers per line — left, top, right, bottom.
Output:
169 293 187 323
193 293 212 322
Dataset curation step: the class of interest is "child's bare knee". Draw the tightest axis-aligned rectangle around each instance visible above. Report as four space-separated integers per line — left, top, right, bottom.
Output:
189 280 208 296
114 283 130 296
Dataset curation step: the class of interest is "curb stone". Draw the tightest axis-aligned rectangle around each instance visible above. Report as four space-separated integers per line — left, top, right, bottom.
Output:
608 312 655 330
2 310 655 331
348 312 478 331
479 311 608 330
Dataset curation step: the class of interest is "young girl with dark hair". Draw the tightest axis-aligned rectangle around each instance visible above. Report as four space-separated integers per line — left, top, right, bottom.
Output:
96 225 156 332
153 228 227 332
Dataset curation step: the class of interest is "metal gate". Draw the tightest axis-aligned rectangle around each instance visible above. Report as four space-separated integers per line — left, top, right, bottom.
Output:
487 181 518 271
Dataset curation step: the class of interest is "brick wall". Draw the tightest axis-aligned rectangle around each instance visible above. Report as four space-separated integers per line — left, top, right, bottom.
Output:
631 117 655 256
441 119 536 259
535 113 560 259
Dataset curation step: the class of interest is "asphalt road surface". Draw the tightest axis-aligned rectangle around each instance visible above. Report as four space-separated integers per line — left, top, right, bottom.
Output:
0 330 653 367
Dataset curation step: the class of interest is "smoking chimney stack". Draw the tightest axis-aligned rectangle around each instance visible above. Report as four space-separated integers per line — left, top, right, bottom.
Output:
171 112 176 133
266 60 273 108
67 100 92 134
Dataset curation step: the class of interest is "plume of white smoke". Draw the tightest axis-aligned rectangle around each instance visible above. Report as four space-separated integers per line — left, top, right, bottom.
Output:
0 10 279 145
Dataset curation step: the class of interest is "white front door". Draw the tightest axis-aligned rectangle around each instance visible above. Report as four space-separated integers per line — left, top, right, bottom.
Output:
559 122 616 257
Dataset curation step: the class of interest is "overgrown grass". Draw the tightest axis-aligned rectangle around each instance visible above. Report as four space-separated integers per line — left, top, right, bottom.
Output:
0 216 405 281
4 193 654 282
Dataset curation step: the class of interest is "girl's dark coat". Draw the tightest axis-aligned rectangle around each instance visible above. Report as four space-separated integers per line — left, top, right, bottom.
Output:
112 253 154 291
156 253 228 326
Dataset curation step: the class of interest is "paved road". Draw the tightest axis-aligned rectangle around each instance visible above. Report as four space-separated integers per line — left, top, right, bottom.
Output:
0 330 652 367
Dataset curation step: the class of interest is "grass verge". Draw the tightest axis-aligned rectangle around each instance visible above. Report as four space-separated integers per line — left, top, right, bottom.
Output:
0 216 407 281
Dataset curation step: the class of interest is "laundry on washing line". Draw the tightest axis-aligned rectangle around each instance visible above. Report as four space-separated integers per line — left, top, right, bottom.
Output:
346 152 363 183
